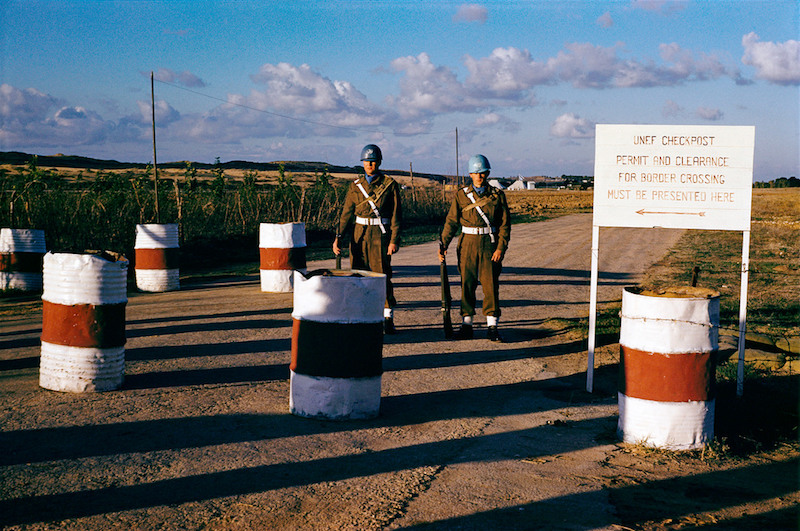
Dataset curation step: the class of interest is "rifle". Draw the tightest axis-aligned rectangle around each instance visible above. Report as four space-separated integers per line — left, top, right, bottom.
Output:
439 240 453 339
336 253 342 270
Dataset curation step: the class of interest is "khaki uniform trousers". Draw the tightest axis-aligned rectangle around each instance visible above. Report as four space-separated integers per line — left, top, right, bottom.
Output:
350 224 396 308
457 232 501 317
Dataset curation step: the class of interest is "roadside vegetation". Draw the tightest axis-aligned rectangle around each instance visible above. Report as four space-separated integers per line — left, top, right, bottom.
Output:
0 157 451 273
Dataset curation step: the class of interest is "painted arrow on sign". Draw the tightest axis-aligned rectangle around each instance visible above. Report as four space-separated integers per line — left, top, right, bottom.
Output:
636 209 706 217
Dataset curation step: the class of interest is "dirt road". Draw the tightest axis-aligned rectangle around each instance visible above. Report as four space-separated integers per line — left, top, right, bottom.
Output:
1 213 797 530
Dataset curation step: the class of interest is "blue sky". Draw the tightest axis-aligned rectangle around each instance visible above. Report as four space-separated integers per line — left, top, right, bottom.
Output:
1 0 798 181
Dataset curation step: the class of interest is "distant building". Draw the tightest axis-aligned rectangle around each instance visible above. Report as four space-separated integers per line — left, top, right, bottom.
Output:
506 176 540 191
488 179 506 190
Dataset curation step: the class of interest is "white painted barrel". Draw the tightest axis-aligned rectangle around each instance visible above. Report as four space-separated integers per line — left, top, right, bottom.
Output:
290 269 385 419
39 252 129 393
0 228 46 291
618 286 719 450
134 223 180 292
259 222 307 292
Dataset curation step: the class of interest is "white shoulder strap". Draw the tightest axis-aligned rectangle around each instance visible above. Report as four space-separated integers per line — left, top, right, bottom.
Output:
355 179 387 234
463 187 495 243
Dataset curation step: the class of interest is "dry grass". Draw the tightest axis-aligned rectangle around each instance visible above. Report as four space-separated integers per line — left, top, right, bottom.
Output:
506 189 593 221
641 188 800 337
503 187 800 340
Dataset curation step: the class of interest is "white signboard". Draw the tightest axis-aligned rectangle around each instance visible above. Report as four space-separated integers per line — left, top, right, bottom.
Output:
594 124 755 231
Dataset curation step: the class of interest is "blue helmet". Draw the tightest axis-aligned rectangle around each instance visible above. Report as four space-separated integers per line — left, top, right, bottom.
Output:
360 144 382 163
468 154 491 174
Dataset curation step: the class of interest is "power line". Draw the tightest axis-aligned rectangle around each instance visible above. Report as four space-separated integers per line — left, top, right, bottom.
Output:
153 78 453 137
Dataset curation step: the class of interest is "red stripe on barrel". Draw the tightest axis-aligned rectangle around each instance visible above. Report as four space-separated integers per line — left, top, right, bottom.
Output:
260 248 306 270
0 252 44 273
135 248 180 269
619 346 715 402
291 318 382 378
41 301 126 348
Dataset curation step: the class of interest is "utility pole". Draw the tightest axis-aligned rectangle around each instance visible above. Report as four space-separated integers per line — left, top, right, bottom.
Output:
151 71 160 223
409 162 416 203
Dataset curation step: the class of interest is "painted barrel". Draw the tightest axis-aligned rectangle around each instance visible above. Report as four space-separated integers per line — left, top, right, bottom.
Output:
259 222 307 292
0 228 46 291
290 269 385 419
39 252 129 393
618 286 719 450
135 223 180 292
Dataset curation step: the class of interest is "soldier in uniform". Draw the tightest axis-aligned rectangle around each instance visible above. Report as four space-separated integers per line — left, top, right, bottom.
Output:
333 144 403 334
438 154 510 342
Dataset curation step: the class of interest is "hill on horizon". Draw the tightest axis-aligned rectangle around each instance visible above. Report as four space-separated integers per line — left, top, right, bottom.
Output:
0 151 449 182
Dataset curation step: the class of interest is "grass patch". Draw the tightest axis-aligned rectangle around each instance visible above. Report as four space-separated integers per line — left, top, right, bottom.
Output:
640 189 800 339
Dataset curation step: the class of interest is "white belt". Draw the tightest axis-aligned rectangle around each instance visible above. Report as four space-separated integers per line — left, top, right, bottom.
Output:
462 226 496 235
356 216 390 226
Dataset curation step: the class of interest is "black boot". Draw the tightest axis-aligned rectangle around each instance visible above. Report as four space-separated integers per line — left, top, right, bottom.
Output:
487 326 503 342
383 317 396 335
455 323 473 339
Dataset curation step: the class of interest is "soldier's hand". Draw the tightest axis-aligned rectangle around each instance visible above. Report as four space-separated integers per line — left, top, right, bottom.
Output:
387 243 398 255
491 249 503 262
333 240 340 255
438 249 446 263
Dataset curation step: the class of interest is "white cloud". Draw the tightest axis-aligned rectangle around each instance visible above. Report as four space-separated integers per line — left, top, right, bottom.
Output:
174 63 395 144
0 84 59 122
629 0 688 15
388 53 478 115
176 71 206 88
695 106 724 121
662 99 683 117
0 84 114 147
51 106 110 143
249 62 386 123
547 41 737 88
135 99 181 126
550 113 595 138
453 4 488 24
742 32 800 86
464 47 552 97
659 43 733 81
596 12 614 28
550 42 621 88
380 42 741 118
474 112 520 133
475 113 501 126
181 98 315 144
195 44 744 134
150 68 206 88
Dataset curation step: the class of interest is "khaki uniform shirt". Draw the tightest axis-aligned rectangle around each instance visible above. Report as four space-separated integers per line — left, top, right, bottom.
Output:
337 172 402 247
441 185 510 254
